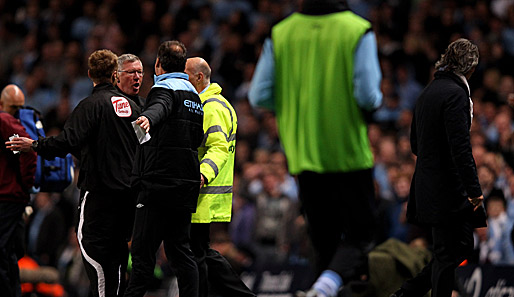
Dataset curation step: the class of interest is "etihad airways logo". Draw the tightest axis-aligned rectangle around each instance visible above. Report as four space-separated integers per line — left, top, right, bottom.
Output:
184 99 204 115
111 96 132 117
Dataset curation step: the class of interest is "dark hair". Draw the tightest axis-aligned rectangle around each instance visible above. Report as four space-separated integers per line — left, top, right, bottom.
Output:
435 38 479 75
157 40 187 73
88 49 118 84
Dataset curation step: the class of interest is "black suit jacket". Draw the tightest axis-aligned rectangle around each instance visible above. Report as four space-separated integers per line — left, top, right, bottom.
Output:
407 71 486 227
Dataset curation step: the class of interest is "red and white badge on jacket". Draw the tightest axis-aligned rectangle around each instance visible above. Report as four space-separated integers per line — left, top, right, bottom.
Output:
111 96 132 117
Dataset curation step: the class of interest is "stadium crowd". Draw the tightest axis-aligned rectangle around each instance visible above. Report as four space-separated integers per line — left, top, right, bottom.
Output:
1 0 514 296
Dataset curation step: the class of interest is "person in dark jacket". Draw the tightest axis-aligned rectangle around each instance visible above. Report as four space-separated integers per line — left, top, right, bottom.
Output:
0 84 37 297
390 39 486 297
124 40 204 297
8 49 142 297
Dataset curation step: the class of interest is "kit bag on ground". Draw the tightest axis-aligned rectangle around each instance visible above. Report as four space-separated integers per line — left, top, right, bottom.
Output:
16 107 74 193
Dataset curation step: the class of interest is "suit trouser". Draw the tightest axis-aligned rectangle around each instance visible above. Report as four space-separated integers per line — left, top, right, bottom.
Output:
0 202 25 297
190 223 255 297
400 218 474 297
297 169 376 283
124 192 198 297
77 190 136 297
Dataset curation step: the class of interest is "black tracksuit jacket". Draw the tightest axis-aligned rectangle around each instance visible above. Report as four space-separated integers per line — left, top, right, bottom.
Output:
36 83 142 192
131 73 204 211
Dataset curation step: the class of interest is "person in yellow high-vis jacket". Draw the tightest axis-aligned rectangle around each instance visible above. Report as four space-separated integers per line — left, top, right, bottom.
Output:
185 57 256 297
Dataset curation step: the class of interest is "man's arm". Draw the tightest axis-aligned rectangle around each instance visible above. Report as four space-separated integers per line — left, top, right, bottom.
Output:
410 110 417 156
138 88 174 132
7 98 99 158
200 101 234 184
248 38 275 110
444 91 482 199
353 31 383 111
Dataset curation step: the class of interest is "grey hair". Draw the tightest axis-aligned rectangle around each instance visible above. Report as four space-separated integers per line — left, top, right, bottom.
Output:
435 38 479 75
117 54 142 71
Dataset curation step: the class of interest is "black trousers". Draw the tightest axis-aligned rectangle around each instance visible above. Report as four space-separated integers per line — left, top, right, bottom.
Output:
190 223 255 297
401 218 474 297
77 190 136 297
124 192 198 297
0 202 25 297
297 169 376 283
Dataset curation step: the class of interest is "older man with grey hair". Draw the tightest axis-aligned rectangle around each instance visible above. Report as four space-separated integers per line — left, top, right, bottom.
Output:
390 38 485 297
116 54 145 107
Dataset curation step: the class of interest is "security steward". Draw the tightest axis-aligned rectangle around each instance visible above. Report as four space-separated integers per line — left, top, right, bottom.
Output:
185 57 255 297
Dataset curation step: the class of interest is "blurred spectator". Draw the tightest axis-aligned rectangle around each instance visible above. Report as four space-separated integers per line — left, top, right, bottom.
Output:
253 168 299 266
26 192 67 267
481 195 514 264
396 64 423 111
478 164 505 200
56 228 89 297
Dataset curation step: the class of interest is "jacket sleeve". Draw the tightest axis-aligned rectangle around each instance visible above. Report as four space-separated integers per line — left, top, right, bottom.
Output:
353 31 383 111
0 114 37 189
443 90 482 198
248 38 275 111
141 88 173 128
200 100 233 183
410 110 417 156
38 98 99 159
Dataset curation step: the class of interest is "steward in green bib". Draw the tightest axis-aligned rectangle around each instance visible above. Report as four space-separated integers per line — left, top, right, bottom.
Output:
249 0 383 296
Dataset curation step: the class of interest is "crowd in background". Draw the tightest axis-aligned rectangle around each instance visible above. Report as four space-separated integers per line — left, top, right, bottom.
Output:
2 0 514 295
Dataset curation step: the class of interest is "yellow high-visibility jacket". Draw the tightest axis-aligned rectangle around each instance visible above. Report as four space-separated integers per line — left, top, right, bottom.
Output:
192 83 237 223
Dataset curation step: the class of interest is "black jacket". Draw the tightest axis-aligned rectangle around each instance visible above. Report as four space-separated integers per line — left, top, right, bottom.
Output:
132 73 204 211
37 83 141 192
407 71 485 226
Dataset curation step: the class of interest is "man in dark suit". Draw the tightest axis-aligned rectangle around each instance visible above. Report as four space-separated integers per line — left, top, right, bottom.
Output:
391 38 485 297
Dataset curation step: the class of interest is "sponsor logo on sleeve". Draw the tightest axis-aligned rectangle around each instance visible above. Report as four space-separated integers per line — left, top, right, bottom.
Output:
111 96 132 117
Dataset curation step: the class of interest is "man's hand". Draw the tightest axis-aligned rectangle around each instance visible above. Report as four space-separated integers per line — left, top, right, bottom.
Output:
200 174 206 188
468 195 484 211
136 116 150 133
5 137 34 152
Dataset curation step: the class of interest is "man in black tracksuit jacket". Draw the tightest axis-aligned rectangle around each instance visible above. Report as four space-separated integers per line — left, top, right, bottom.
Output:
9 49 142 297
124 41 203 297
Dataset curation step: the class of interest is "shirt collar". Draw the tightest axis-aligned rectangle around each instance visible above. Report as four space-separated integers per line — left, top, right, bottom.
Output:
154 72 189 83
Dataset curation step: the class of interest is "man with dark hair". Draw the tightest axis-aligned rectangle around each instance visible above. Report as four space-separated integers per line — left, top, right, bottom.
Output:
391 38 485 297
116 54 145 108
124 40 204 297
7 49 142 297
0 84 37 297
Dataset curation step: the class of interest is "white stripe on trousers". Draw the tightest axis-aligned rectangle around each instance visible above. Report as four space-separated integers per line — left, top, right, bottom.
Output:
78 191 107 297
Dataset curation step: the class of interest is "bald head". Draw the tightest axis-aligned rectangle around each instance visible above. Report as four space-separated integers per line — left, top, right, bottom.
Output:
0 84 25 116
185 57 211 93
